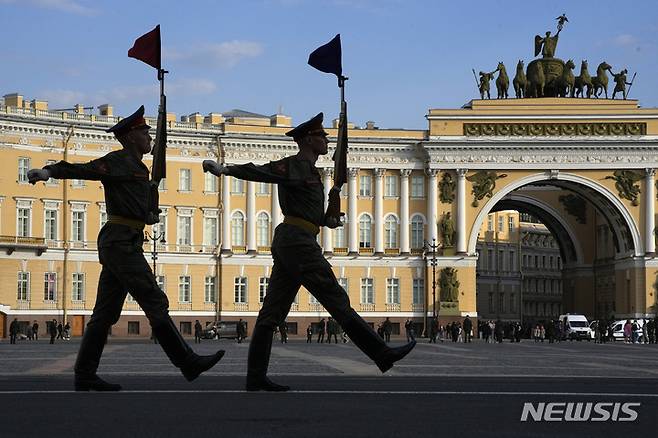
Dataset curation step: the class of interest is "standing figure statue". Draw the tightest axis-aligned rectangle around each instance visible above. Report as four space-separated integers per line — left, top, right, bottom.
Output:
534 28 562 59
495 62 509 99
513 60 527 98
478 69 497 99
203 112 416 391
439 267 460 302
556 14 569 31
611 69 633 100
440 212 455 247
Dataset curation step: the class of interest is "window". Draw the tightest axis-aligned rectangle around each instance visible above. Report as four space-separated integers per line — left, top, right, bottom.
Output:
259 277 269 303
359 215 372 248
499 293 505 313
534 255 539 268
234 277 247 303
309 292 319 304
127 321 140 335
204 276 216 303
203 213 218 246
498 216 504 232
360 278 374 304
158 178 166 191
180 321 192 335
156 275 166 293
72 210 85 242
204 172 217 193
256 182 270 195
45 209 57 240
231 177 244 194
410 215 424 248
153 210 167 239
411 175 424 198
177 213 192 246
386 278 400 304
45 160 57 185
333 220 346 248
179 168 191 191
412 278 424 305
44 272 56 301
231 212 245 246
549 256 554 268
178 276 191 303
508 216 514 231
384 175 398 197
523 255 527 268
338 278 348 294
384 215 398 249
18 157 30 183
99 204 107 228
510 293 516 313
487 251 494 270
359 175 372 196
17 272 30 301
72 178 85 187
487 215 493 232
256 212 270 247
17 206 30 237
488 292 494 313
126 293 136 303
498 250 504 270
509 251 515 271
72 273 85 301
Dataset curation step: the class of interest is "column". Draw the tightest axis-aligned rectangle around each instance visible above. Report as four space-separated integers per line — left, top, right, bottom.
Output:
400 169 411 254
247 180 256 253
374 168 385 255
322 168 334 253
645 168 655 254
427 169 439 244
221 175 231 253
271 185 282 229
456 169 468 254
348 168 359 255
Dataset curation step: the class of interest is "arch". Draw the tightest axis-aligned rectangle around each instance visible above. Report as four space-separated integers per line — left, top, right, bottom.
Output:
410 212 427 224
467 172 642 257
496 193 585 264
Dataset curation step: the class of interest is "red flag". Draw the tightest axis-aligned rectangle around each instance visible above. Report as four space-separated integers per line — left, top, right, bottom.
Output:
128 25 161 70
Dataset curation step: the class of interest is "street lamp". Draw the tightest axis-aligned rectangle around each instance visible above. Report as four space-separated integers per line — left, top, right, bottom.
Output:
144 229 166 273
425 238 439 318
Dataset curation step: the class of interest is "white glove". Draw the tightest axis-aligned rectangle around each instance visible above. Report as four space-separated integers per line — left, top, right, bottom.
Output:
28 168 51 184
202 160 228 175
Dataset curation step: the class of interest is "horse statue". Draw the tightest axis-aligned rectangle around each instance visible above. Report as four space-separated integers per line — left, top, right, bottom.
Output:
495 62 509 99
592 61 612 98
512 60 526 98
526 59 545 98
557 59 575 97
574 60 593 98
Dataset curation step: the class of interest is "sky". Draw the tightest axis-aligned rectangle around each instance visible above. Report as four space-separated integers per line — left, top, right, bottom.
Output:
1 0 657 129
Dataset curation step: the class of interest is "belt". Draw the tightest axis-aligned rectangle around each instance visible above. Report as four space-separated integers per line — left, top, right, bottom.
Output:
283 216 319 235
107 214 146 230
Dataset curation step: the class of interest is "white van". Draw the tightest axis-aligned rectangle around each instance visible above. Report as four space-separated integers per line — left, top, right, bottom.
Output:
608 319 645 342
559 314 592 340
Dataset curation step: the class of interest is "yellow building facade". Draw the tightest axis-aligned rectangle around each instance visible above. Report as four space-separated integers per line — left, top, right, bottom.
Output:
1 94 657 338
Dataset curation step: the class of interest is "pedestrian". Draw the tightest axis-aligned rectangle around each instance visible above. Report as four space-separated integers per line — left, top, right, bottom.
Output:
32 320 39 341
306 324 313 343
317 318 326 343
463 316 472 343
56 321 64 340
203 113 415 391
279 321 288 344
237 319 246 343
49 319 57 344
63 321 71 340
328 318 339 343
29 106 224 391
194 320 203 344
9 318 19 344
429 317 439 343
623 320 632 344
383 317 392 343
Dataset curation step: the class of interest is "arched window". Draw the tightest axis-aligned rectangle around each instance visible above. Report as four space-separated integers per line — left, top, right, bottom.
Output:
334 216 346 248
359 215 372 248
410 214 424 248
384 215 398 249
231 211 244 246
256 212 270 247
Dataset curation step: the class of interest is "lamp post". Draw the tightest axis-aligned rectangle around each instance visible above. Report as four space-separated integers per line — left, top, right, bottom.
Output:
144 229 166 273
425 238 439 318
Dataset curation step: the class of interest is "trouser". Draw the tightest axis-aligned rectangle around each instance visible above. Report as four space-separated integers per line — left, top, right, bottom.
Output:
195 334 201 344
307 334 312 343
464 332 471 343
74 243 193 377
10 334 16 344
248 224 388 378
50 335 55 344
317 332 324 343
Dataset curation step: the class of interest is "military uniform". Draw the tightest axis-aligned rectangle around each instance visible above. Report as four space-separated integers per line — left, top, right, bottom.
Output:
41 106 223 390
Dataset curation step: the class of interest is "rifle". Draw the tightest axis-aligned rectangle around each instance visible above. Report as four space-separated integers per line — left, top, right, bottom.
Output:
147 68 168 225
325 75 348 224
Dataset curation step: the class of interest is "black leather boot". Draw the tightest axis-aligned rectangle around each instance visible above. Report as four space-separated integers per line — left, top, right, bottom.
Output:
152 318 225 382
246 325 290 392
74 324 121 391
374 340 416 373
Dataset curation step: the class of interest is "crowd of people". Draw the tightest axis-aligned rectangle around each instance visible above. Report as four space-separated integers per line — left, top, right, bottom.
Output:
7 318 71 344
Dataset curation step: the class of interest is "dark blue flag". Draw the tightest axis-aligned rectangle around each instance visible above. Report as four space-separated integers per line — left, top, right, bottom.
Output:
308 34 343 78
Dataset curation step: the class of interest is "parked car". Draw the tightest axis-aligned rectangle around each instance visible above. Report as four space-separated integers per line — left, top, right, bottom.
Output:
202 321 240 340
608 319 645 342
559 314 592 340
